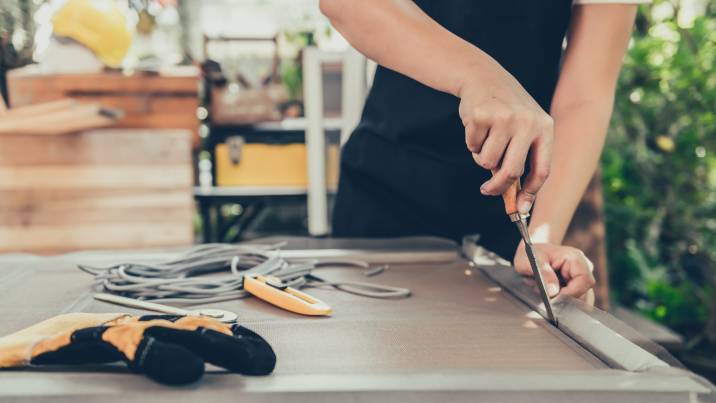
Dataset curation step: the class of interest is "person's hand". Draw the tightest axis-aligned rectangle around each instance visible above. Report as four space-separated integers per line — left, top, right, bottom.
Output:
458 66 554 214
513 242 596 301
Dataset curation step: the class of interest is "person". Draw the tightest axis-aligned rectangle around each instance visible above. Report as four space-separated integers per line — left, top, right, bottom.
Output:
320 0 646 299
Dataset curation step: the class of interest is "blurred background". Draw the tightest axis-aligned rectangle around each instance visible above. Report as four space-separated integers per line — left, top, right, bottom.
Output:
0 0 714 381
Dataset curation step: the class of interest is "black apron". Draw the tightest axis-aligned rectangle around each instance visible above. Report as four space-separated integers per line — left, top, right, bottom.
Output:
332 1 573 259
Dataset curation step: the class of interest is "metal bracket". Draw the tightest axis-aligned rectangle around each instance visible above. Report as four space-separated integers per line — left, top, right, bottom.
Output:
227 135 245 165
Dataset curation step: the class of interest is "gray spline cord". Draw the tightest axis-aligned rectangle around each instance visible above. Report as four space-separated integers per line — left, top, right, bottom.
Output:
78 244 411 305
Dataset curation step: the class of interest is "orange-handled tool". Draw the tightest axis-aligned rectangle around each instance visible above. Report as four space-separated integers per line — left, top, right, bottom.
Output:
492 171 557 324
244 275 332 316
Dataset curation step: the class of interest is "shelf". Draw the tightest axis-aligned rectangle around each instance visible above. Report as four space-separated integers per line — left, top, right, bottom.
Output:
253 116 344 131
194 186 337 198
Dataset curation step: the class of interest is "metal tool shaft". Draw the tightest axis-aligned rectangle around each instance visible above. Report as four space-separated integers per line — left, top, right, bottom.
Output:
94 293 193 316
510 214 557 324
493 170 558 325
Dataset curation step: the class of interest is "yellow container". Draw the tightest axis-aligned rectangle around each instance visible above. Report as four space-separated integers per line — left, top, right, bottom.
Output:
215 142 339 188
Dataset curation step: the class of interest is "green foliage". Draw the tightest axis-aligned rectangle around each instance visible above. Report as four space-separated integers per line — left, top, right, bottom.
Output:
0 0 35 58
644 279 710 329
279 30 316 102
280 60 302 101
0 0 36 103
603 1 716 341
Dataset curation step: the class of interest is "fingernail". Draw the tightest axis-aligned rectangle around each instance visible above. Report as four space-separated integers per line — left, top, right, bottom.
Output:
480 184 489 195
547 284 560 297
518 200 532 214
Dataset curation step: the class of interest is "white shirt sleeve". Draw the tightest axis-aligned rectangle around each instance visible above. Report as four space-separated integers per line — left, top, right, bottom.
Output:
574 0 650 4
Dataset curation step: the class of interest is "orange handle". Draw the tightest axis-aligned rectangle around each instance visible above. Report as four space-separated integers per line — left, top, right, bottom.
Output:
244 275 332 316
491 170 520 216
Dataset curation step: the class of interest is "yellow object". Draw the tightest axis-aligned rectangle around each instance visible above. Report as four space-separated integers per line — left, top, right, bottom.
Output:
656 135 675 152
215 142 340 187
244 275 332 316
52 0 132 67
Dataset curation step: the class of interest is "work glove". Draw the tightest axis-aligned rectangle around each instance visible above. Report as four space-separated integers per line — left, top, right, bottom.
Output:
0 313 276 385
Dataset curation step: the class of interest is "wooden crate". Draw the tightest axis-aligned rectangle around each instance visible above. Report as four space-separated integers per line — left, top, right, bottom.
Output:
0 129 194 254
6 66 201 147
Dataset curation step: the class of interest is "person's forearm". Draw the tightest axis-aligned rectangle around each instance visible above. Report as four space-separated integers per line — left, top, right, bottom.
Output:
322 0 557 203
528 100 614 244
525 4 636 245
320 0 501 97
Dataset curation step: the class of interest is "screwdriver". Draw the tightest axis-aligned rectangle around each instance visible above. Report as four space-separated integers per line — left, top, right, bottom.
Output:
493 171 557 325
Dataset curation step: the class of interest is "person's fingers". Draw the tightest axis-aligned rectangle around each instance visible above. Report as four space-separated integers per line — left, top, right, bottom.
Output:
465 121 489 154
553 251 596 298
473 123 509 174
558 271 595 298
516 190 537 216
513 260 532 276
483 133 531 196
517 245 561 297
532 245 561 297
558 249 595 279
475 128 511 195
519 119 553 209
579 289 596 307
539 261 561 297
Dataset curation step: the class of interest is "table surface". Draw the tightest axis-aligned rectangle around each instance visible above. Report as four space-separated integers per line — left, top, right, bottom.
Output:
0 239 712 403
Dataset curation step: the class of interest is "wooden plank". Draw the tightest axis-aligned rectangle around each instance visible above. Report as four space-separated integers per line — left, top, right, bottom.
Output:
6 76 200 146
116 114 199 132
0 222 193 252
64 94 198 115
0 165 193 189
1 205 193 227
7 66 199 100
6 76 197 107
0 99 76 119
6 68 201 146
0 126 195 253
4 94 198 132
146 95 199 112
0 104 118 135
0 188 191 209
0 129 192 166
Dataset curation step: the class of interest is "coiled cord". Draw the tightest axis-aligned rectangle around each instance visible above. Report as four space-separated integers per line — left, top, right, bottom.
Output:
78 243 411 305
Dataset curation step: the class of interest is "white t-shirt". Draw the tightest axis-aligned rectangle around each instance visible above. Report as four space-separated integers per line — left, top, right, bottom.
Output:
574 0 649 4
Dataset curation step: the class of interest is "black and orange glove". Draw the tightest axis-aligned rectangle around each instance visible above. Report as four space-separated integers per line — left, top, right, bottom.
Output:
0 313 276 385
